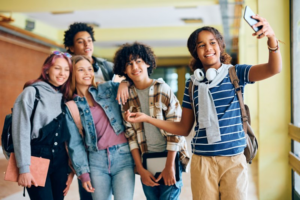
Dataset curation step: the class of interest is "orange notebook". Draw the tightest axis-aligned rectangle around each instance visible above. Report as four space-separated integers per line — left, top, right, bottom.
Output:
4 153 50 187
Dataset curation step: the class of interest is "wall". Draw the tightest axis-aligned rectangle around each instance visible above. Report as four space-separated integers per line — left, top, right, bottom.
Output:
0 30 51 138
239 0 291 199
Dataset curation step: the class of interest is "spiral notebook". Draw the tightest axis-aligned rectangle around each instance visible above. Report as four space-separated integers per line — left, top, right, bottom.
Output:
4 153 50 187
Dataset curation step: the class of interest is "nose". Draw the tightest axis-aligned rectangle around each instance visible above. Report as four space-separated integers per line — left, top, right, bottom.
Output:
205 44 212 51
132 62 138 70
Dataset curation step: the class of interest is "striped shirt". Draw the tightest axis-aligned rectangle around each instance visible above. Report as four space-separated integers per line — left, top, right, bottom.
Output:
182 64 253 156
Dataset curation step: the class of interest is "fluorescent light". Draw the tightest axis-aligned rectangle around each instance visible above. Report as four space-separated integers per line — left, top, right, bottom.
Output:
181 18 203 24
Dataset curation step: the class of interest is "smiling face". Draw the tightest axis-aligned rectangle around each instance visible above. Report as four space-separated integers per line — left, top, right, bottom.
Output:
70 31 94 58
47 57 70 87
196 30 222 70
74 59 94 87
124 56 150 84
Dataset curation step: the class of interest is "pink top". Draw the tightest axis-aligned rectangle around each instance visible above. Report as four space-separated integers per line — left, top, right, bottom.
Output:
79 101 127 183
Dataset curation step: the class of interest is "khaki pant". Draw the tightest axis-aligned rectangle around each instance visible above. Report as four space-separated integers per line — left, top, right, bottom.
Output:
191 153 248 200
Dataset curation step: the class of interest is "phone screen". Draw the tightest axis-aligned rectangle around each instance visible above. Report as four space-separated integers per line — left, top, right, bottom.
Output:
243 6 262 32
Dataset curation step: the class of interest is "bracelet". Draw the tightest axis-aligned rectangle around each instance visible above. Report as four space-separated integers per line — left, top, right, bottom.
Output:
268 39 279 52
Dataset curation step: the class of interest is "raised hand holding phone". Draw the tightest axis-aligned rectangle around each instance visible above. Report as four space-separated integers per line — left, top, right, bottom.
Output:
244 6 275 40
244 6 263 32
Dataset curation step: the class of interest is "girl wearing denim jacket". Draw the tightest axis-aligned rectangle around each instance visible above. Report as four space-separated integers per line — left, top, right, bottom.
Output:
65 55 135 200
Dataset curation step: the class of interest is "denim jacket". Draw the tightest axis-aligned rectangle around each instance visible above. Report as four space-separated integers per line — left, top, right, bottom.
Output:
65 81 124 176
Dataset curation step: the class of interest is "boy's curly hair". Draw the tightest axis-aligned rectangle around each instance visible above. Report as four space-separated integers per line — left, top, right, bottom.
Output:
113 42 156 82
187 26 232 72
63 22 95 53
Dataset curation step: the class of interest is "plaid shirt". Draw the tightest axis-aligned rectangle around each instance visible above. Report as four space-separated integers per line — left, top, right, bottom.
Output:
121 79 190 171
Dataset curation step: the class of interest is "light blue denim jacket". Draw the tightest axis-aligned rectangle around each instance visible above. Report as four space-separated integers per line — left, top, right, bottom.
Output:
65 81 125 176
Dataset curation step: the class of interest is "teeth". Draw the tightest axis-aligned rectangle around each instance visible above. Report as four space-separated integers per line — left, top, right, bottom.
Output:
206 54 214 57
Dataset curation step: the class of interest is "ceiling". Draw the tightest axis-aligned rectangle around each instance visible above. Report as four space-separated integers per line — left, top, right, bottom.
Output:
0 0 242 62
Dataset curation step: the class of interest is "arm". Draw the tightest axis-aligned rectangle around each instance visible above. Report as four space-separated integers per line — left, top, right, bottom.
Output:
156 151 177 186
115 81 130 105
125 107 195 136
65 108 91 177
248 15 282 82
12 87 38 187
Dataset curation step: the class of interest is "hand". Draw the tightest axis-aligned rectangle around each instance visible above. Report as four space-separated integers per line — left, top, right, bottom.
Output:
251 15 275 39
125 110 149 123
63 172 74 196
82 181 95 193
18 173 37 188
156 166 176 186
116 82 129 105
138 167 160 187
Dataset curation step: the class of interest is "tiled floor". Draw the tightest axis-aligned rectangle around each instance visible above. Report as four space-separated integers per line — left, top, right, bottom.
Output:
0 138 258 200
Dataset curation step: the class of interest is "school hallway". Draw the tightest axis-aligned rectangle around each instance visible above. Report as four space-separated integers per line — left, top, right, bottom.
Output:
0 135 259 200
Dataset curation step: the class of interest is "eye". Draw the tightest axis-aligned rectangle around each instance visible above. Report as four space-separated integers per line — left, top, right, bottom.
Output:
198 44 205 48
126 62 132 67
211 41 216 45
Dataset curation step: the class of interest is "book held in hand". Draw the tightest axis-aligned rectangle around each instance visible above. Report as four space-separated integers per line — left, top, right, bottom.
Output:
4 153 50 187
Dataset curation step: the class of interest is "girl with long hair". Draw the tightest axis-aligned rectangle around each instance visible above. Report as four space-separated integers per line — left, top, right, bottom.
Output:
12 51 74 200
65 55 135 200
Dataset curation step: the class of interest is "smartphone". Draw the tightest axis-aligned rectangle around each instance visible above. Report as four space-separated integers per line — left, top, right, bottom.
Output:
243 6 263 32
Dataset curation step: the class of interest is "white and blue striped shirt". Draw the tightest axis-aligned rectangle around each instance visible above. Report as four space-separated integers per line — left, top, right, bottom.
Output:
182 64 253 156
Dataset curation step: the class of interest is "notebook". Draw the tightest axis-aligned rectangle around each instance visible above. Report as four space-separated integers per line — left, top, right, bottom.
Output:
4 153 50 187
142 151 180 184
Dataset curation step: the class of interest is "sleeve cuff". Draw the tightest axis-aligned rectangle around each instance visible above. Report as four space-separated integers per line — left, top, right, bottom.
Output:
79 173 91 183
19 165 30 174
166 142 180 152
128 140 139 151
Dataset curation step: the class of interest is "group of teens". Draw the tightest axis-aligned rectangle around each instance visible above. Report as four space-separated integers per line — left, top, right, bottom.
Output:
11 13 281 200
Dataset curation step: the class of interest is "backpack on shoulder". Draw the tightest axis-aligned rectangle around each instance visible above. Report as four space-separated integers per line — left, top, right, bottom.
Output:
188 66 258 164
1 86 40 159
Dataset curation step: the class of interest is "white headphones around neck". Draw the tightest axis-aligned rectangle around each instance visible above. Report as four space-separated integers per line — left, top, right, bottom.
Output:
194 66 223 82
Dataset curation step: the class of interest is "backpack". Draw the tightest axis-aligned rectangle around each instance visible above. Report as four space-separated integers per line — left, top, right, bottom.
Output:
1 86 40 159
188 66 258 164
65 100 84 137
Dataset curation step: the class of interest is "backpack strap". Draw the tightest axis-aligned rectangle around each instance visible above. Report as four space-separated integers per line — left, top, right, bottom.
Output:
228 66 248 133
65 101 84 137
30 86 41 132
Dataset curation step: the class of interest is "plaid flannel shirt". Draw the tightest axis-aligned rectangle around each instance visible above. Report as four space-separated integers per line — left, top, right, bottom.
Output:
121 78 190 171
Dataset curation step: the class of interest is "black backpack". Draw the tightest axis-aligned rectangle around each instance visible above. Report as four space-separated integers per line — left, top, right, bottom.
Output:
1 86 40 159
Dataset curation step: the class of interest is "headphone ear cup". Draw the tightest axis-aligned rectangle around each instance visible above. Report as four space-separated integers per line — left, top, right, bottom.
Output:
194 69 205 81
206 68 217 81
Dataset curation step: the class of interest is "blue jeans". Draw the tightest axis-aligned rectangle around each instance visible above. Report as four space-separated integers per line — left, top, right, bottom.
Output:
89 143 135 200
142 162 183 200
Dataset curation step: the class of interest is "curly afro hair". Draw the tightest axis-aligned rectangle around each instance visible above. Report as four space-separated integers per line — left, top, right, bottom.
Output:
187 26 232 72
64 22 95 53
113 42 156 82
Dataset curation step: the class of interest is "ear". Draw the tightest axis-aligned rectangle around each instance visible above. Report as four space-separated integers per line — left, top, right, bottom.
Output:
69 46 75 53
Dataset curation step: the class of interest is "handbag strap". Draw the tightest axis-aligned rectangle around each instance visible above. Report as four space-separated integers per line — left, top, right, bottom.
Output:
65 100 84 137
228 66 248 134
